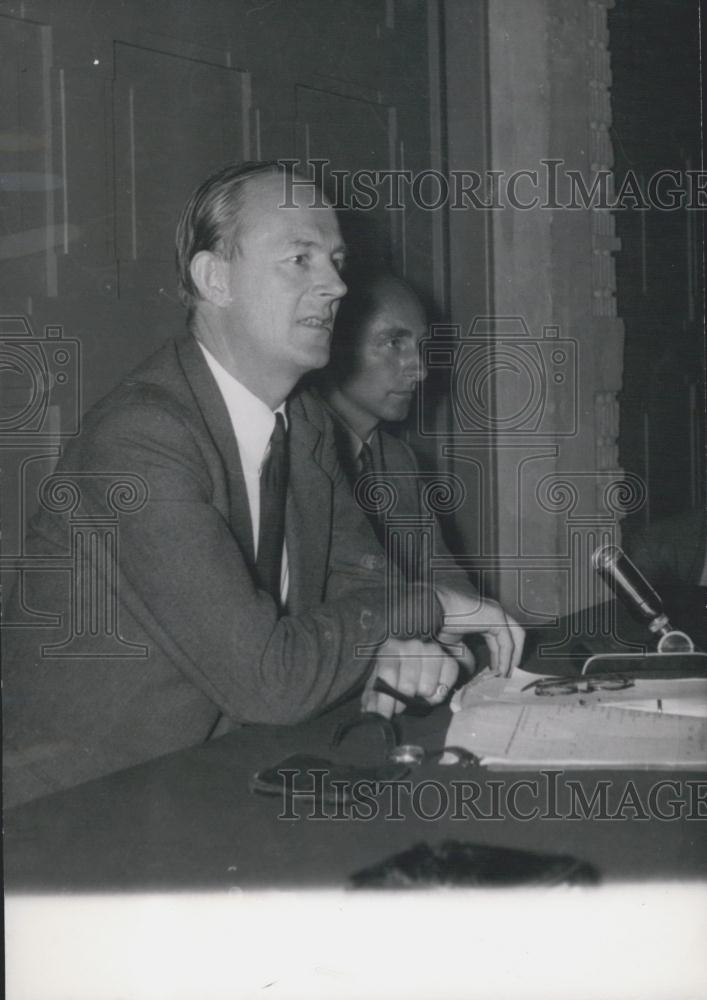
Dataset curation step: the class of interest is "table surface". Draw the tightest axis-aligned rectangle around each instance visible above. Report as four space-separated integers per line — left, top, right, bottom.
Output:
5 594 707 891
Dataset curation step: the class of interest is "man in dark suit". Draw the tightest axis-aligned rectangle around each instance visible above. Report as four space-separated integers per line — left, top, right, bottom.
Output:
3 163 521 804
2 164 449 803
317 271 524 689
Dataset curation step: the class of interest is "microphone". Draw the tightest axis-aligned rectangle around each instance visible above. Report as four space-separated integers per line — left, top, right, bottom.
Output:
592 544 671 635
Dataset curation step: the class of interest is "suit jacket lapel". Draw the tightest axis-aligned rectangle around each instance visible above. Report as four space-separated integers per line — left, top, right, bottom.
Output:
174 344 333 608
371 428 385 474
286 399 331 613
330 415 359 488
378 430 422 518
176 335 255 567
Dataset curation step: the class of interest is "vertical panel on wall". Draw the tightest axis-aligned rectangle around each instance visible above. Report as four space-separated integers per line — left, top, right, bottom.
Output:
52 64 116 297
610 0 705 525
295 85 395 268
113 42 248 298
2 0 438 424
0 15 54 306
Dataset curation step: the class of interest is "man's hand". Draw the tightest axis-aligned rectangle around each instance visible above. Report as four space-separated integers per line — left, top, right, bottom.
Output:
362 638 459 718
436 588 525 677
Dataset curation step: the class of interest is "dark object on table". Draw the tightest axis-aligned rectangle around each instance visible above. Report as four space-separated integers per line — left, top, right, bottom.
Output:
331 711 400 756
371 676 442 716
250 753 409 805
350 840 600 888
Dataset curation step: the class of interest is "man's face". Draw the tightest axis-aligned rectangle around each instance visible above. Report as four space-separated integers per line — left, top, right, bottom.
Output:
217 172 347 394
338 284 428 431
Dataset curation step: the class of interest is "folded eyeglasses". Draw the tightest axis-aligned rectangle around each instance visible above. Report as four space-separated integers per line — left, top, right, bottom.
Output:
521 672 635 697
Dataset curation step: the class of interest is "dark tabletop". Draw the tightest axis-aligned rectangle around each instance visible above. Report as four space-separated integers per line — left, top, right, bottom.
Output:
5 592 707 891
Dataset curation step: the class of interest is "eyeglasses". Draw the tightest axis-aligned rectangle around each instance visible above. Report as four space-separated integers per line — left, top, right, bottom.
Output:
521 673 635 697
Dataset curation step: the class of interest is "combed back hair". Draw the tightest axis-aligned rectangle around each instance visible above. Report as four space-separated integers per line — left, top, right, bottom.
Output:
175 160 283 322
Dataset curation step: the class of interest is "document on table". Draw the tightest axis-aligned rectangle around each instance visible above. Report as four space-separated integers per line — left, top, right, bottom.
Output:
445 669 707 769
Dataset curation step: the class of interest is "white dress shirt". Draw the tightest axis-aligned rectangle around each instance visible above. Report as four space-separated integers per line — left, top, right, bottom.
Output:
198 342 289 604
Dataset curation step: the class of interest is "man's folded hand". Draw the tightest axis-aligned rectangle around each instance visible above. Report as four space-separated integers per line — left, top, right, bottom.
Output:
362 637 459 718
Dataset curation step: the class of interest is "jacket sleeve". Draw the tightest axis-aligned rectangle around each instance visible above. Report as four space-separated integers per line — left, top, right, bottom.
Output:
394 437 480 601
35 391 389 726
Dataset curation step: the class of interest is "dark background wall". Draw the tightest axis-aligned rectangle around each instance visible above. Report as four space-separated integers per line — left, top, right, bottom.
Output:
1 0 704 609
610 0 705 526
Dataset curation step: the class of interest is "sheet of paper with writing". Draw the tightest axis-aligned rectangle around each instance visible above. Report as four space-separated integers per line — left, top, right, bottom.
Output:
445 669 707 769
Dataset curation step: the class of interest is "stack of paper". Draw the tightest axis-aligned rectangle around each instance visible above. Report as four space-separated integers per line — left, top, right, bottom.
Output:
445 668 707 769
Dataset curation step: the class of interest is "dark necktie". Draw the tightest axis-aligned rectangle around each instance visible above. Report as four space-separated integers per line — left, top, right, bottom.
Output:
256 412 288 605
357 442 386 546
357 441 375 478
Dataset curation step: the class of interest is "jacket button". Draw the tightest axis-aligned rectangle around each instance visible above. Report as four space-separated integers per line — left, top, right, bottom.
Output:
359 609 373 629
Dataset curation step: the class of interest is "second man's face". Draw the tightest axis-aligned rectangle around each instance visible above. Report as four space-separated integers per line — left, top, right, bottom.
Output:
339 287 428 430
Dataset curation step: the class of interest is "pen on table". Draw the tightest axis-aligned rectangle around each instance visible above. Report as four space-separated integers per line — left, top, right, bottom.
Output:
372 677 447 717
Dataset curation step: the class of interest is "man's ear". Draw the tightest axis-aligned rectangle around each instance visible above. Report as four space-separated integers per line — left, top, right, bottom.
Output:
189 251 232 307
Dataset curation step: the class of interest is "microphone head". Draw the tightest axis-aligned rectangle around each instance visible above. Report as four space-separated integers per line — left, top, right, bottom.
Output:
591 542 669 633
592 543 621 573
